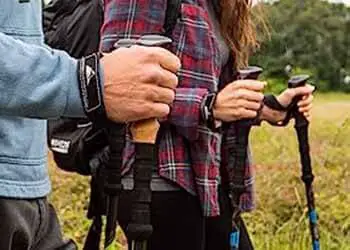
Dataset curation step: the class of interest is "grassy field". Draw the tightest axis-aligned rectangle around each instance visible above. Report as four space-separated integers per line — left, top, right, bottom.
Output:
49 92 350 250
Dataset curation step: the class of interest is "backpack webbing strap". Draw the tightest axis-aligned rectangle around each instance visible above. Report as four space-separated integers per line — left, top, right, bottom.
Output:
164 0 181 37
83 215 102 250
103 123 125 249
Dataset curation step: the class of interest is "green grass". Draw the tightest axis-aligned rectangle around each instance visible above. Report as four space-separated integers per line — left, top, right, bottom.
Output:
49 92 350 250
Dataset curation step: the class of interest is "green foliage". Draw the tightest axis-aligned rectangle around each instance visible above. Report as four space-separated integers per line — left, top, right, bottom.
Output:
251 0 350 92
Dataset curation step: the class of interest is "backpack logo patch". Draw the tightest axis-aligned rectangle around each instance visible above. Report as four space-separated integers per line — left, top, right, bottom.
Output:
50 138 71 154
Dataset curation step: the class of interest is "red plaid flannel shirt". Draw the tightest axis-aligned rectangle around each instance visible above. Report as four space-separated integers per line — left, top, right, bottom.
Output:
100 0 255 216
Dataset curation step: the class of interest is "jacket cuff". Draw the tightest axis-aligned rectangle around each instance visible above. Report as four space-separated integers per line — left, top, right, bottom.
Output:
76 53 107 124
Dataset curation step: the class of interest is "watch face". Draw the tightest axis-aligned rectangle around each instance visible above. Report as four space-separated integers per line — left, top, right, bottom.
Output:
204 106 210 121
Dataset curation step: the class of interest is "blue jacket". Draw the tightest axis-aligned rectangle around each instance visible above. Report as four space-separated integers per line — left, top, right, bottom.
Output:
0 0 86 198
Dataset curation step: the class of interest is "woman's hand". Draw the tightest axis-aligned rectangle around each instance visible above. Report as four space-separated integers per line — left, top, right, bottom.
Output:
261 84 315 124
213 80 265 122
277 84 315 119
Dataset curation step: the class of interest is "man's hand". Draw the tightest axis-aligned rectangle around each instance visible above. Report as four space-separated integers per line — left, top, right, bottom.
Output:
213 80 265 122
101 45 181 123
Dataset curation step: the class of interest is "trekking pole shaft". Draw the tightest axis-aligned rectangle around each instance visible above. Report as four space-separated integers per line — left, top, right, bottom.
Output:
104 124 125 249
229 66 263 250
131 240 148 250
295 119 320 250
289 75 320 250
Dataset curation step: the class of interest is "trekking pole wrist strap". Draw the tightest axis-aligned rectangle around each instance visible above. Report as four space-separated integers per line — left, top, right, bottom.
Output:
78 53 107 125
262 94 293 126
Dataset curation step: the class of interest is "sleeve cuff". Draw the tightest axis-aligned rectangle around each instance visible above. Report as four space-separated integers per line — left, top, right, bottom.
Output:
62 58 85 117
169 88 208 141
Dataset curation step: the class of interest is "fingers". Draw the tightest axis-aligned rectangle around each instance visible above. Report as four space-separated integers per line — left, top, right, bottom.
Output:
213 80 265 122
143 84 175 105
288 84 315 99
230 108 258 120
237 109 258 119
277 84 315 107
297 91 314 117
143 46 181 73
232 88 264 102
213 107 258 122
120 101 171 123
148 102 171 119
231 80 266 92
297 94 313 107
302 112 312 122
300 110 312 122
102 45 180 123
235 99 261 111
140 65 178 90
136 47 180 90
297 91 313 121
157 67 179 90
299 103 312 113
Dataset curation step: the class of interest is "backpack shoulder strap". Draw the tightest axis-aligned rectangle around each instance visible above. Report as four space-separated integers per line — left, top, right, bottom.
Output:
164 0 181 37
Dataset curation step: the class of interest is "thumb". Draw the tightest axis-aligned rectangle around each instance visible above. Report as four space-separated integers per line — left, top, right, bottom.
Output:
293 84 316 96
277 84 315 107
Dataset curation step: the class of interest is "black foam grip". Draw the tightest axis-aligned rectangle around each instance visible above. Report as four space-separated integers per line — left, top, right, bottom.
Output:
126 143 156 242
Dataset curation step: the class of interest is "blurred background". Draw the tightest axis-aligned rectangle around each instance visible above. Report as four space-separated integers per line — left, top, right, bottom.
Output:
48 0 350 249
252 0 350 93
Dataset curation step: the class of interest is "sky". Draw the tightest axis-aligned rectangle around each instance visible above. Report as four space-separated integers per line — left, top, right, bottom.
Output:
330 0 350 4
253 0 350 5
328 0 350 4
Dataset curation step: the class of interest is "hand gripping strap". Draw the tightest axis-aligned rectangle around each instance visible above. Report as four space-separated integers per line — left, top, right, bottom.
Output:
263 94 293 126
263 94 288 112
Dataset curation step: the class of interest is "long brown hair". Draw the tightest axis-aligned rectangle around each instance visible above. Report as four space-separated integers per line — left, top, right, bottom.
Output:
219 0 267 69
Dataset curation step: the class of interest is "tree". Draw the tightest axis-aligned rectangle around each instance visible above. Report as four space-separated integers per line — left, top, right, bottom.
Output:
251 0 350 92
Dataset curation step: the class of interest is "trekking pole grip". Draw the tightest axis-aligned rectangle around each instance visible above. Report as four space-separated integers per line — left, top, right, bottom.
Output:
288 74 310 127
130 119 160 144
236 66 263 127
114 34 173 144
114 34 173 250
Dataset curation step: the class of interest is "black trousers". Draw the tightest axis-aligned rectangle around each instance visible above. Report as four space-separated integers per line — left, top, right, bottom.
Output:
0 197 76 250
117 188 254 250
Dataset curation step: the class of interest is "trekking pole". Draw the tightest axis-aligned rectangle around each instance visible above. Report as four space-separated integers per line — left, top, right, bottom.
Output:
288 75 320 250
113 35 173 250
228 66 263 250
104 122 125 250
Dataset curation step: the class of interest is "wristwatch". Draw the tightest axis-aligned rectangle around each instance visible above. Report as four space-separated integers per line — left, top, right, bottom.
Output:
201 92 218 131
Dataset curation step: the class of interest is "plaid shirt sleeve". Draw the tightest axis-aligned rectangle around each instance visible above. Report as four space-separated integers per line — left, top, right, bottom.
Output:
168 87 208 141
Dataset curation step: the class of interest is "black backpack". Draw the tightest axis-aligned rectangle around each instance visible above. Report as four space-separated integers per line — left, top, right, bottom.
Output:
44 0 107 175
43 0 103 57
44 0 181 176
